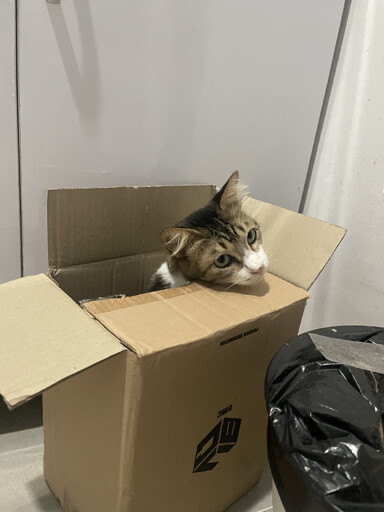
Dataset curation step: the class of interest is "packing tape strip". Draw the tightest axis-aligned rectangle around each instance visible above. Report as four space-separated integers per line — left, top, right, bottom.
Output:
310 333 384 375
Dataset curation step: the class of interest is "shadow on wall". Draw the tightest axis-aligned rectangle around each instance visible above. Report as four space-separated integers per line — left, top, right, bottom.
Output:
47 0 101 133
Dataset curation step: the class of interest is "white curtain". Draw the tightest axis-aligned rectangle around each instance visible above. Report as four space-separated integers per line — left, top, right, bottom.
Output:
301 0 384 332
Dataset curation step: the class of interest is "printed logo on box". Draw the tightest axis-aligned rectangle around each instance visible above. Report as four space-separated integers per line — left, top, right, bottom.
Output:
193 417 242 473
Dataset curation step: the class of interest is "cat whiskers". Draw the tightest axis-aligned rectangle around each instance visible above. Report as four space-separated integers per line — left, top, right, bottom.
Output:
264 248 275 266
223 275 250 291
224 281 241 292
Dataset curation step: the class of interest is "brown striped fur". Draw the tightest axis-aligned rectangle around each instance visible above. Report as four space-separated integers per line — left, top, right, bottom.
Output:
148 172 269 290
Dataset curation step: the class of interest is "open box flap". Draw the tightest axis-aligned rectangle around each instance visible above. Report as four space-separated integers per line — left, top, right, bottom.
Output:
0 274 125 409
48 185 216 269
243 197 346 290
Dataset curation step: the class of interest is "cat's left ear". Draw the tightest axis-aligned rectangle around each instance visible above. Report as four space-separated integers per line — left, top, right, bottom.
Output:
160 227 199 255
212 171 241 210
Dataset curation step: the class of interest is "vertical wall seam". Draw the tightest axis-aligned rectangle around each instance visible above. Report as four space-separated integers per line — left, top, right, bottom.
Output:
298 0 352 214
15 0 24 276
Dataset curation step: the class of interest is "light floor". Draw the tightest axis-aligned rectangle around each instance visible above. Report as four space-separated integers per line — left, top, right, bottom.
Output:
0 398 273 512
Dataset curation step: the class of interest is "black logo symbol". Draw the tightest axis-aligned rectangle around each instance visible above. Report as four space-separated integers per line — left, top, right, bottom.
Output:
193 417 241 473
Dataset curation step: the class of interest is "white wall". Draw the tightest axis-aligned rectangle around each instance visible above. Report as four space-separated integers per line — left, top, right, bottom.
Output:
0 1 20 284
17 0 344 276
301 0 384 332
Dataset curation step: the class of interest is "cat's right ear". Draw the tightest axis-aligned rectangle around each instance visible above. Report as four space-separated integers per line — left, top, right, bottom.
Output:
212 171 242 210
160 228 198 255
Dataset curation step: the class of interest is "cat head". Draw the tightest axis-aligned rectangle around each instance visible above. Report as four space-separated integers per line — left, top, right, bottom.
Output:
161 171 269 287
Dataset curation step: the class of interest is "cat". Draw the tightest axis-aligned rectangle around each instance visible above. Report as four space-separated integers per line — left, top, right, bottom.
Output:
147 171 269 292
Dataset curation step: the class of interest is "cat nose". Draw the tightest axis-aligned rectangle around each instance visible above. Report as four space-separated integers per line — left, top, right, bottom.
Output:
247 265 264 274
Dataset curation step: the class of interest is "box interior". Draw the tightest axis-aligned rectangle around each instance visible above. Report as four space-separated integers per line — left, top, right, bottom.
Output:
48 185 216 301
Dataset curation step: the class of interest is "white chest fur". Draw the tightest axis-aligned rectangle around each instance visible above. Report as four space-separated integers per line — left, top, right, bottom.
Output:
157 262 190 289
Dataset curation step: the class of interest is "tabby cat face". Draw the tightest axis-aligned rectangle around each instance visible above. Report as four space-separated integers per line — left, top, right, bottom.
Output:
161 171 269 287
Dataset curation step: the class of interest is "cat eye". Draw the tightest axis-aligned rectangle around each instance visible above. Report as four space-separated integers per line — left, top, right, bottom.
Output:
214 254 232 268
247 228 257 245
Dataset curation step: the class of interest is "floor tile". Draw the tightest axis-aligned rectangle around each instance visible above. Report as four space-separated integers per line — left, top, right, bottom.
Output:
226 465 273 512
0 427 61 512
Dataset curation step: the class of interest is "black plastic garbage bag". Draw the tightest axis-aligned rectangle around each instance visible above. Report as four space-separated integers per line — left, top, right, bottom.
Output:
265 326 384 512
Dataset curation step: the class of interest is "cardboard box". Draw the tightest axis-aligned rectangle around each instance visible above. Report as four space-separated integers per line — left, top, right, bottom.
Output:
0 185 345 512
